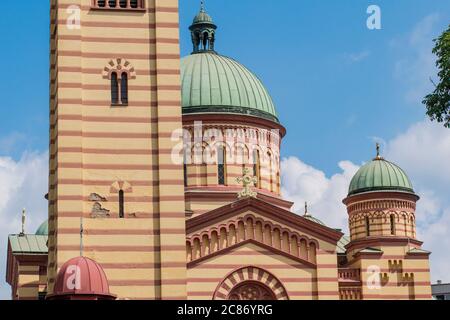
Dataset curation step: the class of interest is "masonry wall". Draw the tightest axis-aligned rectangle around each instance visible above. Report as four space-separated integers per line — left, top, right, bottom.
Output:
346 245 431 300
186 209 341 300
48 0 186 299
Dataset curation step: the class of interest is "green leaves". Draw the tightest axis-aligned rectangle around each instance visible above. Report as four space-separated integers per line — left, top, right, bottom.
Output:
423 24 450 128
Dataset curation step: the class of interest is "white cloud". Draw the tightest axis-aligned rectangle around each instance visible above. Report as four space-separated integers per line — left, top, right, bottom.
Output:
385 120 450 283
281 119 450 284
281 157 359 231
0 152 48 300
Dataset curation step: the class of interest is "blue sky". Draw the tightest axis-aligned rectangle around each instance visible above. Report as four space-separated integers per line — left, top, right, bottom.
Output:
0 0 448 171
0 0 449 299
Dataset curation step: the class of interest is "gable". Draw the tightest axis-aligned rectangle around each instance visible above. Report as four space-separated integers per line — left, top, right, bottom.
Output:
187 197 343 248
185 203 338 269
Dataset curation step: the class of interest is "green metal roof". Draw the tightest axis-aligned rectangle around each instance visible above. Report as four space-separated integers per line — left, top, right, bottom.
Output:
357 247 384 254
8 234 48 255
348 158 414 196
337 236 350 254
35 220 48 236
303 214 326 226
181 52 279 123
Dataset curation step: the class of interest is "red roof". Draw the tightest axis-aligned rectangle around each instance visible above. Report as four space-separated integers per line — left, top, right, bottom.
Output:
52 256 115 299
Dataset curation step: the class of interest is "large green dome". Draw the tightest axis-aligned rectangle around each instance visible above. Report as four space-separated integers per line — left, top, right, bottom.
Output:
181 53 278 123
35 220 48 236
348 157 415 196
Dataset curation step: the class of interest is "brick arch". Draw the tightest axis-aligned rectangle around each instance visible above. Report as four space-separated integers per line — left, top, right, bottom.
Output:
110 181 132 194
213 266 289 300
103 58 136 80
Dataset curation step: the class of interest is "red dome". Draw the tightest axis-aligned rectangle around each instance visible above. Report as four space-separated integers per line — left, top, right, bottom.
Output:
49 257 115 300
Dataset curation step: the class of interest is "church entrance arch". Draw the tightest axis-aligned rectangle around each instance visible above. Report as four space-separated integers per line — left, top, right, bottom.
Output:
228 281 276 300
213 266 289 300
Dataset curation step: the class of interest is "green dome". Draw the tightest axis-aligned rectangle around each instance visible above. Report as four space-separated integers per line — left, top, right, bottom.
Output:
181 53 279 123
193 11 214 25
35 220 48 236
348 158 414 196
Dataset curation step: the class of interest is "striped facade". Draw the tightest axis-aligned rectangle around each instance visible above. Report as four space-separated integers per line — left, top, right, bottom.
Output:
48 0 186 299
5 0 433 301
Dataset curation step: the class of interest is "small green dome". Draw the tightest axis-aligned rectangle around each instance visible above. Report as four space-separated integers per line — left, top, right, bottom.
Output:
35 220 48 236
348 158 414 196
193 11 214 25
181 53 279 123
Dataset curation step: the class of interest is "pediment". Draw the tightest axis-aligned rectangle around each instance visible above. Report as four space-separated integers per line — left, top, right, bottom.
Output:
186 198 344 267
186 197 343 245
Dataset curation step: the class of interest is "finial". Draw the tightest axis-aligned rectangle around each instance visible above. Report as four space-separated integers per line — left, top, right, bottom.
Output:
304 202 308 216
200 0 205 12
80 217 84 257
20 208 26 236
374 142 383 160
236 168 258 199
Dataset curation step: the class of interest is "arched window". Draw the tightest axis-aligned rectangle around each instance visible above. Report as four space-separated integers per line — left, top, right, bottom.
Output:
253 150 261 188
121 73 128 104
119 190 125 218
390 214 396 235
365 216 370 237
217 146 226 185
103 59 135 106
111 72 119 104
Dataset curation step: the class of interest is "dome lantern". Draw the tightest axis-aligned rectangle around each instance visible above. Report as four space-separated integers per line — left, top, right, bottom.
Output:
189 1 217 53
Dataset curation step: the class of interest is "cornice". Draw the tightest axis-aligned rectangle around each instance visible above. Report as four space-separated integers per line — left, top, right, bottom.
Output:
346 236 423 252
182 113 287 138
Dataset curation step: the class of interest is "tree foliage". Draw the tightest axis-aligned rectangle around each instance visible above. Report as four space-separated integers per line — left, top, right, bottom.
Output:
423 24 450 128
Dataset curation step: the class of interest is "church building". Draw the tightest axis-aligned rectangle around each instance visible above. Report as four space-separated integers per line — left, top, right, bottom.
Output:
5 0 432 300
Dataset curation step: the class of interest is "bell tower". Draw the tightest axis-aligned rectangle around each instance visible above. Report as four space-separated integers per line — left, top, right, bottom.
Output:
48 0 186 299
342 145 431 300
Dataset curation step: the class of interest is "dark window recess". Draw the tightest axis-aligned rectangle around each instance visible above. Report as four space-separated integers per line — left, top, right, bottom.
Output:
38 292 47 301
119 190 125 218
217 147 226 185
390 215 396 235
121 73 128 104
218 164 225 185
366 217 370 237
111 72 119 104
184 164 188 187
